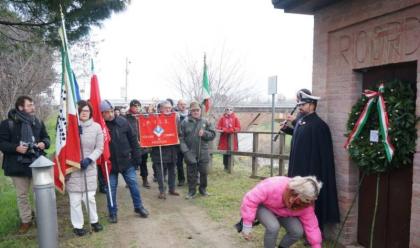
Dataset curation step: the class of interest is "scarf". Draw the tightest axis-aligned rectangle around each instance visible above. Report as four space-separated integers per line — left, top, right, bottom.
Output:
13 109 36 144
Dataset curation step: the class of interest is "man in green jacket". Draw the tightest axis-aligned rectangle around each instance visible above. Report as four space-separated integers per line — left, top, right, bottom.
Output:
180 102 216 199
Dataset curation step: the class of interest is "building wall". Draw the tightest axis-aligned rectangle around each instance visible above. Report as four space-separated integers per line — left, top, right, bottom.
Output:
311 0 420 246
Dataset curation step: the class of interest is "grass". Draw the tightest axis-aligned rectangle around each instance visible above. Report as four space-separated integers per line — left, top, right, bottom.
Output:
0 170 110 248
44 114 57 156
0 170 37 248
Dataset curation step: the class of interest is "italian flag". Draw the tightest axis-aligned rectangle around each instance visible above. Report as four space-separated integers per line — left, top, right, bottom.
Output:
53 16 82 193
202 55 211 113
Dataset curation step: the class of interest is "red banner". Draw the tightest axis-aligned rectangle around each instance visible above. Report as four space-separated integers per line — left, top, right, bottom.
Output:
139 113 179 147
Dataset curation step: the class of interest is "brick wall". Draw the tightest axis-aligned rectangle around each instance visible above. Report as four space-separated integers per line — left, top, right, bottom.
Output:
311 0 420 246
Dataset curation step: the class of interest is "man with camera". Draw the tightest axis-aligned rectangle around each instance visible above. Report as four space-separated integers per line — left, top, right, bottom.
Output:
0 96 50 234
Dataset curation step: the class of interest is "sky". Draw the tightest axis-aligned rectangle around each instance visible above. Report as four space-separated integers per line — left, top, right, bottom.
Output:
84 0 314 102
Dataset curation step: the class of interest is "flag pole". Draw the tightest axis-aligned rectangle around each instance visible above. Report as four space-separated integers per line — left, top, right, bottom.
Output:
197 53 206 163
157 111 166 198
60 6 92 234
91 59 114 208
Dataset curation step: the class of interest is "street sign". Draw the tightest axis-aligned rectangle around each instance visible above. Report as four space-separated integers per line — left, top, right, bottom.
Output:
268 76 277 95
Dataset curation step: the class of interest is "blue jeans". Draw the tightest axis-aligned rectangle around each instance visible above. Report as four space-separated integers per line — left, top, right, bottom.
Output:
105 166 144 216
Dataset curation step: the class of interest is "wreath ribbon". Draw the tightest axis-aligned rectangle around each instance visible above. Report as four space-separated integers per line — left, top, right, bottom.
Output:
344 84 395 162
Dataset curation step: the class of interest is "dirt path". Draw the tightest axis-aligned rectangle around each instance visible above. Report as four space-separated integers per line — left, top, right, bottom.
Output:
99 175 253 248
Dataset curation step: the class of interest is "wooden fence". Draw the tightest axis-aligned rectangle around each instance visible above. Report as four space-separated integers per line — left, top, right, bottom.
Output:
211 131 290 178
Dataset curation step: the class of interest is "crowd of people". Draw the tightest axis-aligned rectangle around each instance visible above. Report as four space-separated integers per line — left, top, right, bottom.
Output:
0 92 341 248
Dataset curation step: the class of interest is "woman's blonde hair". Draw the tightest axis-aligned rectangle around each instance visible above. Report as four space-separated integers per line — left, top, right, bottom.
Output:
288 176 323 203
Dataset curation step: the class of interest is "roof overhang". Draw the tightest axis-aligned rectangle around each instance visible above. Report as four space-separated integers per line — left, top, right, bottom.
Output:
271 0 341 14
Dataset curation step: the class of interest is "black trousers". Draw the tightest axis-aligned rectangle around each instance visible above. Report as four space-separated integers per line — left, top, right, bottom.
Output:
223 155 230 170
139 152 149 177
187 162 208 194
155 162 176 193
176 151 185 183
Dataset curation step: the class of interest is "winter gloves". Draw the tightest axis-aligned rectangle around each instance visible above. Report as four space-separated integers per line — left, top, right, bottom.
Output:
184 151 197 164
80 158 92 170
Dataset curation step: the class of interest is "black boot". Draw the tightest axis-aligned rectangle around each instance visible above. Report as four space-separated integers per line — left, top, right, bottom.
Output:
142 176 151 188
73 228 87 236
91 222 103 232
134 207 149 218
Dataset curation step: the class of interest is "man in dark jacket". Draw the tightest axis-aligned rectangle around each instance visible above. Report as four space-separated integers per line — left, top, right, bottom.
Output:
0 96 50 233
174 99 188 186
180 102 216 199
101 100 149 223
282 92 340 231
151 100 180 199
126 99 150 188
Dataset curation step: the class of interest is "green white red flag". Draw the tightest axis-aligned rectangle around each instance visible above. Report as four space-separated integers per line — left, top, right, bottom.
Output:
53 14 82 193
202 55 211 113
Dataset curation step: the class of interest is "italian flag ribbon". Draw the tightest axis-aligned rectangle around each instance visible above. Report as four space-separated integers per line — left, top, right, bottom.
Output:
344 84 395 162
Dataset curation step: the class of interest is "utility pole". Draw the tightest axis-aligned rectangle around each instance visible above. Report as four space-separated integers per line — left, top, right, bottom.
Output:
125 57 129 103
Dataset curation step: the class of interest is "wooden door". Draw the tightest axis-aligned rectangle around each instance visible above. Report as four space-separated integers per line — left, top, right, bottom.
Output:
356 61 416 248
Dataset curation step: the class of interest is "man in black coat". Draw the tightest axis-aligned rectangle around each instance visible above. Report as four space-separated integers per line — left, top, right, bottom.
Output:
174 99 188 186
151 100 180 199
0 96 50 233
282 91 340 230
126 99 150 188
101 100 149 223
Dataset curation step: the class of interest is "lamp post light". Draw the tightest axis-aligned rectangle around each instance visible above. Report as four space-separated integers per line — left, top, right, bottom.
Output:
30 155 58 248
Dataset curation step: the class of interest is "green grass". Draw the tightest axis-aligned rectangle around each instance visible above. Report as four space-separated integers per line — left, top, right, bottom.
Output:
0 170 37 248
45 113 57 156
0 170 20 237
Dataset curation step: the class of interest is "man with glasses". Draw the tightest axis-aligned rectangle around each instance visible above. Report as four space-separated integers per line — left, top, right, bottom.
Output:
126 99 150 188
151 100 180 199
0 95 50 233
216 106 241 171
281 91 340 231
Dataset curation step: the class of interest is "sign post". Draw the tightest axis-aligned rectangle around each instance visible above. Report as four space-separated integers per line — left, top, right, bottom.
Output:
268 76 277 177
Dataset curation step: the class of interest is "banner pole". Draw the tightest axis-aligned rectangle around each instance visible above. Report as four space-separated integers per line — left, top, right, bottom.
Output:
104 161 113 207
159 145 165 192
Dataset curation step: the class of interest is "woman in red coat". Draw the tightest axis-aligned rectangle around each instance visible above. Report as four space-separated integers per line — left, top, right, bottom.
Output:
217 107 241 170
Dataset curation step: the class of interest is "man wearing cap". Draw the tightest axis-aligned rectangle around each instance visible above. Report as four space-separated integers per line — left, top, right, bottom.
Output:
180 102 216 199
126 99 150 188
280 88 312 135
100 100 149 223
281 91 340 231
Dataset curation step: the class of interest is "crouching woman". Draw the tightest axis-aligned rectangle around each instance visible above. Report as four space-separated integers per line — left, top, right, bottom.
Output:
240 176 323 248
66 100 104 236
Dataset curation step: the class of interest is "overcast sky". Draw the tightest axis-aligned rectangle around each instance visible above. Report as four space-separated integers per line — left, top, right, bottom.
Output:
86 0 313 102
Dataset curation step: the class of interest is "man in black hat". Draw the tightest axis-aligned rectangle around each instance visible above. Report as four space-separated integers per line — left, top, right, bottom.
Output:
280 88 312 135
126 99 150 188
281 91 340 231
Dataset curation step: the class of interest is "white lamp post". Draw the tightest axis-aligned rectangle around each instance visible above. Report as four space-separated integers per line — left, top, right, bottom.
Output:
30 155 58 248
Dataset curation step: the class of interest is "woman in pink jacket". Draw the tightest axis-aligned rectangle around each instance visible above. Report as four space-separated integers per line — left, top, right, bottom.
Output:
240 176 323 248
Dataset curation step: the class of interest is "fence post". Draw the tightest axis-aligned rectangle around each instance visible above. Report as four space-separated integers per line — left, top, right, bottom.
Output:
278 133 285 176
227 133 234 173
251 132 259 178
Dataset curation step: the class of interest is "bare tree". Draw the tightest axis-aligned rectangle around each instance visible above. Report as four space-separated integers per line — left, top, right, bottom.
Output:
171 48 254 120
0 24 56 121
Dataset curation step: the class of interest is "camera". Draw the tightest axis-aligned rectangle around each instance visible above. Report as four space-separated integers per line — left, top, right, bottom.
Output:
17 141 42 163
